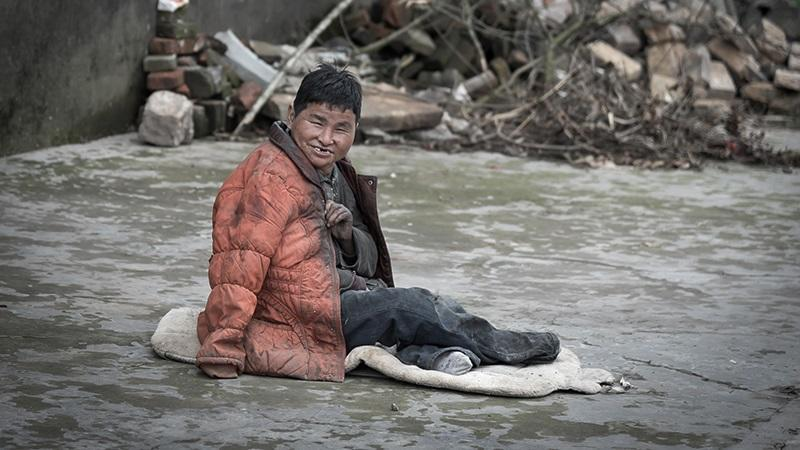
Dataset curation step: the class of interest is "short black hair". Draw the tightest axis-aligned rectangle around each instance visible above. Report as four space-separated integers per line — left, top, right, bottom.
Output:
293 63 362 122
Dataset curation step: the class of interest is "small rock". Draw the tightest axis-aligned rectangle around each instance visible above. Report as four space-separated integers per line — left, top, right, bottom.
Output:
774 69 800 92
741 81 778 105
399 28 436 56
249 40 293 64
756 18 790 65
646 42 687 78
587 40 642 80
605 23 642 55
643 23 685 44
391 403 399 412
508 49 529 68
454 71 498 101
138 90 194 147
708 62 736 99
715 13 759 56
708 37 764 82
596 0 641 21
789 54 800 71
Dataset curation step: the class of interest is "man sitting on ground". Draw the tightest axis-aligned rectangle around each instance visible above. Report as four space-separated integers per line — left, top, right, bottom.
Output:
196 64 560 380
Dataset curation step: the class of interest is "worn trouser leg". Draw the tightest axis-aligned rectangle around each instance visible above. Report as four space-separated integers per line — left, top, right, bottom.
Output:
340 287 560 367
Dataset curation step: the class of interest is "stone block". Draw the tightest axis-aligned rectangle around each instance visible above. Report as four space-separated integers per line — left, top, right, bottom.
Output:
138 90 194 147
147 69 185 90
605 23 641 55
643 24 685 44
360 87 444 131
183 66 221 99
198 100 228 132
646 42 687 78
192 105 210 138
684 45 712 87
741 82 778 105
587 41 642 80
757 18 789 64
649 73 679 102
774 69 800 91
149 37 179 55
143 54 177 73
708 62 736 99
708 37 764 82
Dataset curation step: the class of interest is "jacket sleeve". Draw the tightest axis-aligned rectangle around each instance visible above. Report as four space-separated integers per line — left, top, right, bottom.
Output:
197 171 296 375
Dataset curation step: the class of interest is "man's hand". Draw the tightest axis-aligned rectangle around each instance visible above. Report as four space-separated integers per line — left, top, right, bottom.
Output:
325 200 353 242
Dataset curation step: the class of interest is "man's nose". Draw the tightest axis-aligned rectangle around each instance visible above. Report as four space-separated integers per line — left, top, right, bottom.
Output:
319 126 335 145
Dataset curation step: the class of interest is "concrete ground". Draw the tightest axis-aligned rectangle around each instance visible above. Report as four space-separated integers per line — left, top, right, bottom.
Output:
1 134 798 449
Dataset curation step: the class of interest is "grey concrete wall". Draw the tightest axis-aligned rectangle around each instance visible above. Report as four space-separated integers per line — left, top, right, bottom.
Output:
0 0 338 156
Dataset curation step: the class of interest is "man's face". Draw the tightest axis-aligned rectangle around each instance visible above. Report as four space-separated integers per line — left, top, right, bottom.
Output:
288 102 357 176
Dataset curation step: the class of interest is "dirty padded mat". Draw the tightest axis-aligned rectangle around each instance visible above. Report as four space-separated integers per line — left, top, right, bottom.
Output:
152 307 616 397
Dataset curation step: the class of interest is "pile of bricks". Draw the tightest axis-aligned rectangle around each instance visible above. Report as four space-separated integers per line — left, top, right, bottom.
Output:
585 0 800 117
140 3 230 143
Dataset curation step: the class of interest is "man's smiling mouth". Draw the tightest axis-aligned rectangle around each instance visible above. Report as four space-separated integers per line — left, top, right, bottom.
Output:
311 145 333 156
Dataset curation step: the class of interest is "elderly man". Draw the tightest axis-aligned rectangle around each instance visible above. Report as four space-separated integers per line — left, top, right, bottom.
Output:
196 64 560 381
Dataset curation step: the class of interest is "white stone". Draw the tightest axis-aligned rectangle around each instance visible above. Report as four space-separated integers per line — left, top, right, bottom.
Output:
138 90 194 147
588 41 642 80
774 69 800 92
708 62 736 99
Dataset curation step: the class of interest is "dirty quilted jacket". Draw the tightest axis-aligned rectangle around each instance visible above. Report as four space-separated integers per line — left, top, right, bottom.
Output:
196 123 347 381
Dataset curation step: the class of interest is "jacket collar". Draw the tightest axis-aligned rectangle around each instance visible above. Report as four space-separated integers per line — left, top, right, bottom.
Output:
269 121 322 189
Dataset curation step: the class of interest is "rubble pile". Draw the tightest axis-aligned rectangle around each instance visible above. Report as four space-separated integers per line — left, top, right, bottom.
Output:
136 0 800 168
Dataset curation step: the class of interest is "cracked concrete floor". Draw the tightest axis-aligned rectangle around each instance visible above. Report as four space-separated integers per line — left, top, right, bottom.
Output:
1 134 799 449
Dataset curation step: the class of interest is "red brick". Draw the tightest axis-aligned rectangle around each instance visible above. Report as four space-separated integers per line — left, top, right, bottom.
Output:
234 81 263 111
147 69 185 90
149 37 179 55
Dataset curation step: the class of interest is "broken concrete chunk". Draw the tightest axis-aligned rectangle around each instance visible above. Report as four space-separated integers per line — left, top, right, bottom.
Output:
646 42 687 78
138 90 194 146
588 41 642 80
454 71 498 101
756 18 789 65
249 40 294 64
649 73 679 102
605 23 642 55
399 28 436 56
532 0 574 25
213 30 277 88
183 66 221 99
774 69 800 92
147 69 185 90
741 81 777 105
708 37 764 82
693 98 733 119
143 55 177 73
596 0 642 21
684 45 712 88
715 13 759 56
789 54 800 71
643 24 685 44
708 62 736 99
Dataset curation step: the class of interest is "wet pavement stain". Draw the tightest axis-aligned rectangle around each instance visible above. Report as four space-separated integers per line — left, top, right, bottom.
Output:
1 133 799 448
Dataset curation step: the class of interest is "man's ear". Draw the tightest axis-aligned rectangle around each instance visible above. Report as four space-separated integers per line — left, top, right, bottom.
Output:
287 104 294 123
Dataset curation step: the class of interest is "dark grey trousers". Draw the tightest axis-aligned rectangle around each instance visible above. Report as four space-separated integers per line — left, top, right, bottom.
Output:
340 287 560 370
